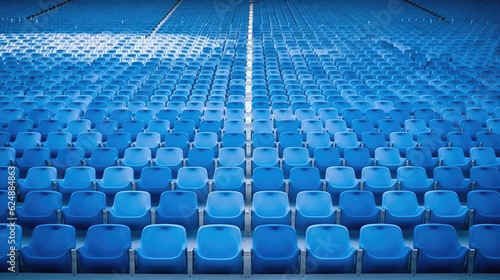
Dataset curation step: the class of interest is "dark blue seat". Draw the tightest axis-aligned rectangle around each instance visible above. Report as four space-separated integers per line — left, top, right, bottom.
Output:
425 191 468 230
252 225 299 274
62 191 106 229
467 190 500 225
469 224 500 273
16 191 62 228
156 191 198 231
382 191 424 228
295 191 335 231
339 190 379 229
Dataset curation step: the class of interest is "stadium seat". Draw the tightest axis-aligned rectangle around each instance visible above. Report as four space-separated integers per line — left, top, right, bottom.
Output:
306 132 331 157
305 225 356 273
108 191 151 230
156 191 198 231
325 119 348 140
252 225 299 274
362 131 388 157
295 191 335 231
359 224 411 273
252 191 290 229
153 147 183 179
164 132 190 158
282 147 311 179
397 166 433 203
469 224 500 273
288 167 322 202
434 166 470 201
413 224 468 273
16 191 62 228
78 224 131 273
62 191 106 229
96 166 134 202
389 132 416 157
86 147 118 178
467 190 500 225
136 224 187 273
470 166 500 191
204 191 245 229
325 166 359 204
187 148 215 178
313 147 342 178
406 147 439 177
339 190 380 229
361 166 397 203
382 191 424 228
18 166 57 199
425 191 468 229
136 166 172 203
252 147 279 172
10 131 41 158
135 132 161 156
175 167 209 203
470 147 500 168
121 147 152 178
438 147 471 176
344 147 373 177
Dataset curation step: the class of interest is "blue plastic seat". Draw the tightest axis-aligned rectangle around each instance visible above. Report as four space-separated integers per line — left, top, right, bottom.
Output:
252 225 299 274
374 147 405 176
5 119 33 141
429 119 455 141
252 191 290 229
78 224 131 273
438 147 471 176
351 119 376 141
195 225 242 274
389 132 416 157
470 166 500 191
56 166 95 200
459 119 484 141
362 132 388 157
318 108 339 123
306 132 331 157
325 166 359 204
278 132 302 157
18 166 57 199
174 119 196 142
20 224 75 272
295 191 335 231
10 131 41 157
121 120 144 142
313 147 342 179
85 147 118 178
16 191 62 228
333 132 360 157
135 132 161 156
339 191 380 229
301 119 324 141
325 119 348 140
108 191 151 230
425 191 468 229
75 132 102 158
223 120 245 134
156 191 198 231
135 166 171 203
164 132 189 158
406 147 439 177
153 147 183 179
469 224 500 273
252 147 279 172
447 132 476 156
62 191 106 229
187 148 215 178
175 167 208 203
341 108 362 128
43 132 72 158
0 223 21 271
397 166 433 202
470 147 500 168
413 224 468 273
82 109 106 128
359 224 411 273
382 191 424 228
362 166 397 203
404 119 429 140
434 166 470 201
379 119 403 141
218 147 246 171
0 147 15 167
305 224 356 273
477 132 500 156
282 147 311 178
204 191 245 229
344 147 374 177
105 132 131 158
467 191 500 225
288 167 322 203
136 224 187 273
417 132 446 157
252 132 275 150
96 166 133 202
121 147 151 178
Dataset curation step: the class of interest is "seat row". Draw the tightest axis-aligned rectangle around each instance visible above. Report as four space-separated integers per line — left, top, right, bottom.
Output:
3 189 499 231
2 223 499 274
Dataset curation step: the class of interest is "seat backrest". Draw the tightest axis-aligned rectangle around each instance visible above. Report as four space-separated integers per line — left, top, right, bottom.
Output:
25 225 75 257
470 166 500 189
21 191 62 215
424 191 463 214
196 225 242 258
414 224 463 257
65 191 106 216
397 166 431 186
305 225 353 257
177 167 208 188
24 166 57 187
467 190 500 215
339 191 377 215
111 191 151 215
360 224 409 257
138 224 186 258
326 166 358 186
289 167 321 188
252 191 290 214
138 166 172 187
433 166 467 187
158 191 198 216
102 167 134 186
252 225 298 258
362 166 394 186
253 167 284 190
88 148 119 165
81 224 131 256
469 224 500 258
382 191 421 215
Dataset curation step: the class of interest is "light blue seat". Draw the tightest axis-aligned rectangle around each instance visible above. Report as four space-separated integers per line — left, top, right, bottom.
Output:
344 147 374 177
325 119 348 140
104 132 131 158
252 191 290 229
96 167 134 203
414 224 468 273
136 224 187 273
305 224 356 273
469 224 500 273
10 132 41 157
18 166 57 199
306 132 331 157
425 191 468 230
154 147 183 179
470 166 500 191
20 224 76 272
16 191 62 228
278 132 302 157
218 148 246 172
213 167 245 196
374 147 405 176
252 225 299 274
85 147 118 178
333 132 360 157
252 147 279 172
417 132 446 157
0 223 21 271
288 167 322 202
339 191 379 229
434 166 470 201
325 166 359 204
313 147 342 179
194 132 218 157
282 147 310 179
252 167 284 194
470 147 500 169
194 225 243 274
121 147 152 178
65 119 91 141
406 147 438 177
156 191 198 231
136 167 172 203
389 132 416 157
362 132 388 157
75 132 102 157
176 167 208 203
438 147 471 176
57 167 95 201
360 224 411 273
62 191 106 229
296 191 335 231
397 166 433 203
382 191 424 229
135 132 161 156
467 191 500 225
108 191 151 230
204 191 245 229
187 148 215 179
362 166 397 204
78 224 131 273
447 132 476 157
